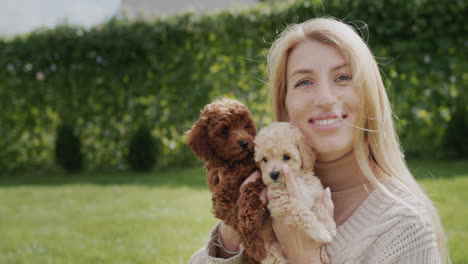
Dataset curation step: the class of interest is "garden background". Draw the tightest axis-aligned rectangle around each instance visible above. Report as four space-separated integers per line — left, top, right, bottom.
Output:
0 0 467 263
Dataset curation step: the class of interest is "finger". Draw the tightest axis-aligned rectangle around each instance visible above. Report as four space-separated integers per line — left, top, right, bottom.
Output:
321 187 334 217
281 164 302 200
241 170 261 187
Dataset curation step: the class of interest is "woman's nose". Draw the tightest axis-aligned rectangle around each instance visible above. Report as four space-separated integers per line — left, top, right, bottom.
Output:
313 80 336 108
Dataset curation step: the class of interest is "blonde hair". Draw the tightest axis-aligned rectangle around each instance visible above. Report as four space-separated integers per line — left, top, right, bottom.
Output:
267 17 449 263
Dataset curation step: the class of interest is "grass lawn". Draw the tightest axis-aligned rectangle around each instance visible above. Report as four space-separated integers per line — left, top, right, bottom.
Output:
0 159 467 264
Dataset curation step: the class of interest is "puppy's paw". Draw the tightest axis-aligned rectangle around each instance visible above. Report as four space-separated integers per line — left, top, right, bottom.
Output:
320 219 336 238
306 228 332 243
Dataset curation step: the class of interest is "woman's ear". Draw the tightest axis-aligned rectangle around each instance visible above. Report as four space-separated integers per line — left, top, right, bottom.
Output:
187 117 214 161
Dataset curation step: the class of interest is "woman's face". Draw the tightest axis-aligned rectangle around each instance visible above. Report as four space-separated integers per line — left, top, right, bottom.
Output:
285 40 359 162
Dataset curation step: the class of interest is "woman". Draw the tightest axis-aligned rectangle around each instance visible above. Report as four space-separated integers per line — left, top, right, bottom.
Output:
188 17 449 263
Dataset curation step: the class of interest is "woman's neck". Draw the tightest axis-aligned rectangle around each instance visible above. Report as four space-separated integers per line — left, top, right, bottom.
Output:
315 150 376 225
315 150 369 191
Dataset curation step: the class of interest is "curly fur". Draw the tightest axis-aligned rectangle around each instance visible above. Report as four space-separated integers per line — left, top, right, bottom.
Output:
254 122 337 264
187 98 267 263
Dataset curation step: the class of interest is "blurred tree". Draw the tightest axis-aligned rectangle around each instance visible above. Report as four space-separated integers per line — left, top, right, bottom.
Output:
126 124 160 171
55 123 83 172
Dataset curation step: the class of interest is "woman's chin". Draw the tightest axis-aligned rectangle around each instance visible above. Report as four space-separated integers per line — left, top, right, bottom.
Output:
314 143 353 162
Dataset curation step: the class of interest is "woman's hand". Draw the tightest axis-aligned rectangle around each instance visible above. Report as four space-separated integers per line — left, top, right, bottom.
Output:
217 221 241 258
217 170 269 258
269 164 334 264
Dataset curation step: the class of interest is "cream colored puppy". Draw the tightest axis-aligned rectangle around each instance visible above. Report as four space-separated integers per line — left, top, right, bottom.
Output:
254 122 336 255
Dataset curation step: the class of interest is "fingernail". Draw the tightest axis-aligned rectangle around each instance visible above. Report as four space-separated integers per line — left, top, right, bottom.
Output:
325 187 331 199
282 164 289 174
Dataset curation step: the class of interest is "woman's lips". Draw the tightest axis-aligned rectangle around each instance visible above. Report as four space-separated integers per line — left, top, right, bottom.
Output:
309 113 348 130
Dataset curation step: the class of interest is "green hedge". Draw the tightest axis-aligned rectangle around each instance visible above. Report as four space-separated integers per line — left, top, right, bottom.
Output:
0 0 466 172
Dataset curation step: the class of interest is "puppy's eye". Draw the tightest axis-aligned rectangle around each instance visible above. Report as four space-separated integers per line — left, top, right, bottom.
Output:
221 128 229 136
283 154 291 161
262 157 268 163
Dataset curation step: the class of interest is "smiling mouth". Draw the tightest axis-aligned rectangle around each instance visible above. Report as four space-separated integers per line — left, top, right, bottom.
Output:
309 114 348 126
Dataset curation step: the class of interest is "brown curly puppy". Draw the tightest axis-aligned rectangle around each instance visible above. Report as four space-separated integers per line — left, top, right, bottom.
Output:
187 98 267 264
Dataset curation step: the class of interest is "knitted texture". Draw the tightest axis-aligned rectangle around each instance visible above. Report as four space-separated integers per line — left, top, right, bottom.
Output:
188 180 441 264
327 180 440 264
188 223 245 264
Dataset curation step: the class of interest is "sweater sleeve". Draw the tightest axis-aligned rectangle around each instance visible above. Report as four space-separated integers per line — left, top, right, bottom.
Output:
361 215 441 264
187 222 245 264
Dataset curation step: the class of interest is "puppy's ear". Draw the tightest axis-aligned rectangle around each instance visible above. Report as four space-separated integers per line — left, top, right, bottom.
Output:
245 115 256 136
295 129 316 171
187 117 214 161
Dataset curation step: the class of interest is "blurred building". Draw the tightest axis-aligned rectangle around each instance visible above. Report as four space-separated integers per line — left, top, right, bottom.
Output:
121 0 260 19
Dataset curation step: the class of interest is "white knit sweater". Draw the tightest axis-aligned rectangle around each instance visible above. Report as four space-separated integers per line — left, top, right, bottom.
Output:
188 180 441 264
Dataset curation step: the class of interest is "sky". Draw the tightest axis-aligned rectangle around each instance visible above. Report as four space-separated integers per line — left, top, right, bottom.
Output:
0 0 121 37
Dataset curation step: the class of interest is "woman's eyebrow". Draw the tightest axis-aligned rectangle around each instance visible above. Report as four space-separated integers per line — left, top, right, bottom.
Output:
332 63 349 71
291 63 349 77
291 68 314 77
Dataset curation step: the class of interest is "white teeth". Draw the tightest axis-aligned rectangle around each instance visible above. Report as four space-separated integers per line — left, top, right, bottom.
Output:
314 118 340 126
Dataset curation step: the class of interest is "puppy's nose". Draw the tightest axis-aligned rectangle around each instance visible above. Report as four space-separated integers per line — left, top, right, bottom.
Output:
239 140 248 149
270 170 280 181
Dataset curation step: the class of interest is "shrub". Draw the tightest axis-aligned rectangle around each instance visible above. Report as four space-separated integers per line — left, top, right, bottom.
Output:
127 125 160 171
55 123 83 172
444 102 468 159
0 0 466 172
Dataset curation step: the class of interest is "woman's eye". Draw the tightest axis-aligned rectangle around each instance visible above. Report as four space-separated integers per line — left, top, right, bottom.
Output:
283 154 291 161
295 80 312 88
335 75 352 83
